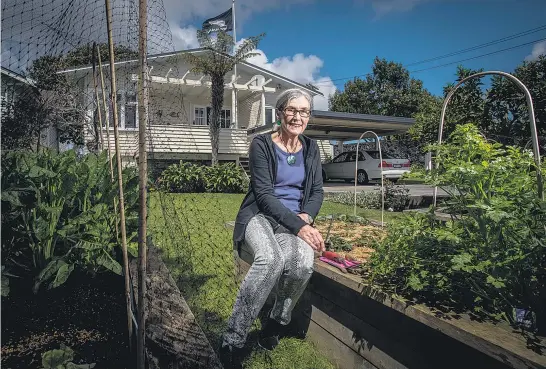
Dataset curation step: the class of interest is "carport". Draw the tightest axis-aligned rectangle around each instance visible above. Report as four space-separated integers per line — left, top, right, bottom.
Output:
247 110 415 154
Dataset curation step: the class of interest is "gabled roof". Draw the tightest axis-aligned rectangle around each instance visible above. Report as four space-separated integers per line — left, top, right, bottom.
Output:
1 66 37 87
58 48 322 96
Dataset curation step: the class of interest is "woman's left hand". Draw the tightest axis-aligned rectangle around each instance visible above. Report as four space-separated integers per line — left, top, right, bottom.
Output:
297 213 311 224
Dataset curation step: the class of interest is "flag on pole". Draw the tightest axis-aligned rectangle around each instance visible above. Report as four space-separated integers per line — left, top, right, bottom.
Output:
202 8 233 32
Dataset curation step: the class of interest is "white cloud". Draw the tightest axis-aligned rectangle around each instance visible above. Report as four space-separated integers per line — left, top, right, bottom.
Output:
170 24 200 50
243 47 336 110
525 40 546 62
370 0 430 15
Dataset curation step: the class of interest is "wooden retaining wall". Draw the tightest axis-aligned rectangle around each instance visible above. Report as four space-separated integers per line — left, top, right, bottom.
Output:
235 242 546 369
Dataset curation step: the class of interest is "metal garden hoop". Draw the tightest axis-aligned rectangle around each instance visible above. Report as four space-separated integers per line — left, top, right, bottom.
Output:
354 131 384 226
432 71 544 207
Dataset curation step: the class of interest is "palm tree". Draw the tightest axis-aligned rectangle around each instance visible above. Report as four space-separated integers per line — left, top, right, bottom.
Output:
183 29 264 165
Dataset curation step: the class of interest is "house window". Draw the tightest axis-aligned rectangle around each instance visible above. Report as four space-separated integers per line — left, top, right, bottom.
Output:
125 92 137 129
265 107 274 126
106 91 138 129
193 105 231 128
194 106 206 126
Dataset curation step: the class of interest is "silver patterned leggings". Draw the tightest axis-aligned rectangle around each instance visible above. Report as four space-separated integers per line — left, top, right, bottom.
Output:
222 214 315 348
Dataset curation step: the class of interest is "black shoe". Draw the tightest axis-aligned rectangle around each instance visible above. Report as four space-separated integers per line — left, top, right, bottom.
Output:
218 344 245 369
257 318 284 351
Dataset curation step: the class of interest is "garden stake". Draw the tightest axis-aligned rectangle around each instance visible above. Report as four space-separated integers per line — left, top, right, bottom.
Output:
105 0 133 351
91 42 104 152
354 131 384 227
137 0 149 365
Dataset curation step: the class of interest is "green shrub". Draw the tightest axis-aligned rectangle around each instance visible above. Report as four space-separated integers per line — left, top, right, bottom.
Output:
325 181 410 212
368 124 546 332
157 161 249 194
156 162 205 193
1 149 139 293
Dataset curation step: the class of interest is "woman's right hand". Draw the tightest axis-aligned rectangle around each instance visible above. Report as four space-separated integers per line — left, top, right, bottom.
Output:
298 224 325 252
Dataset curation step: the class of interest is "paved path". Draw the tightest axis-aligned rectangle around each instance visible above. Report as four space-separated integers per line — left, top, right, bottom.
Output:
323 181 449 197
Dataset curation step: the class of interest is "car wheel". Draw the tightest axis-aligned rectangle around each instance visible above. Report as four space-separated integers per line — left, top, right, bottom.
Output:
357 170 369 185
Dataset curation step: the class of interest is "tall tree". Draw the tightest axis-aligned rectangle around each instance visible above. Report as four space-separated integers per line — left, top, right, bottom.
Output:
485 55 545 140
329 57 427 117
182 29 264 165
441 66 486 139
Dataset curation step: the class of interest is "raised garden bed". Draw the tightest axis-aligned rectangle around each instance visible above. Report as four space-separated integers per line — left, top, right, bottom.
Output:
1 272 132 369
228 220 546 369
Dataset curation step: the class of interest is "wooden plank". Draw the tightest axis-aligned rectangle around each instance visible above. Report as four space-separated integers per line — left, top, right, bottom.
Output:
305 316 378 369
304 292 415 369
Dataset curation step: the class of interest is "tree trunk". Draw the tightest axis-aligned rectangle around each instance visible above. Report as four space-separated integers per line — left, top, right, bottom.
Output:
210 74 224 166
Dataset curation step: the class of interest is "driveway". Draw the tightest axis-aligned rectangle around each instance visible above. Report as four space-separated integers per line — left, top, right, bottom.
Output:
323 180 449 197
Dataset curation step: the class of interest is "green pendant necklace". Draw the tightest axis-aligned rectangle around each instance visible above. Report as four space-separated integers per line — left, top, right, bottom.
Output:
280 133 297 166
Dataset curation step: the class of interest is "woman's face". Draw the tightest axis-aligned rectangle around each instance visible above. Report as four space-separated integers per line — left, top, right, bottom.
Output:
280 96 311 137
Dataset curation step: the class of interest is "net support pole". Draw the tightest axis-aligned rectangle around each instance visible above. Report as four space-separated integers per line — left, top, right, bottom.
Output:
137 0 149 365
105 0 133 351
91 43 104 152
97 45 114 180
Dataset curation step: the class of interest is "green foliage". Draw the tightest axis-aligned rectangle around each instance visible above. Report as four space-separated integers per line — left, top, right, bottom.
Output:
157 161 249 194
41 344 95 369
329 57 427 117
156 162 206 193
485 55 546 137
1 149 139 292
203 163 250 193
324 180 410 212
369 124 546 330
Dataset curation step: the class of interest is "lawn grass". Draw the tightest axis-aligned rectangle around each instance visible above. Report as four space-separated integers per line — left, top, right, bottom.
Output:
147 192 403 368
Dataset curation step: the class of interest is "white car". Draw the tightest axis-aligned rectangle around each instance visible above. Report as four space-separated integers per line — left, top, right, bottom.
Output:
322 150 411 184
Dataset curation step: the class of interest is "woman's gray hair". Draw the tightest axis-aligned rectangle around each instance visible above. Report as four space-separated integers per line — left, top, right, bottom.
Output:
272 88 313 132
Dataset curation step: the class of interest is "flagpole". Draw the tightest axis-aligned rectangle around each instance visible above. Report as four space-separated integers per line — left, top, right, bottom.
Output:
232 0 238 129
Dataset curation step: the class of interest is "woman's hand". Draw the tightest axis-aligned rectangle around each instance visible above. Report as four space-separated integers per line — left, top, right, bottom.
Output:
297 224 325 252
297 213 311 224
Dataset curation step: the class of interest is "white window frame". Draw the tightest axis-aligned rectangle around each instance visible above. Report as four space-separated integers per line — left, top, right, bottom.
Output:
192 104 232 129
265 106 275 126
193 105 207 126
105 89 139 130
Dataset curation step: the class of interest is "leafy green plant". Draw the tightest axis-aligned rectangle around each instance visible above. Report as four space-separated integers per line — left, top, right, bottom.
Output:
156 161 249 194
324 182 410 212
202 162 249 193
156 161 205 193
368 124 546 332
1 149 139 292
384 179 410 211
41 344 95 369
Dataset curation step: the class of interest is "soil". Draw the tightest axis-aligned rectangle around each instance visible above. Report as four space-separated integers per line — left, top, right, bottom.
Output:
314 220 387 263
1 271 132 369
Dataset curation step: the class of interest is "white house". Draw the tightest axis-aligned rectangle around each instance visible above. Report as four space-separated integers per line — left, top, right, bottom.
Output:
1 67 60 151
60 48 414 173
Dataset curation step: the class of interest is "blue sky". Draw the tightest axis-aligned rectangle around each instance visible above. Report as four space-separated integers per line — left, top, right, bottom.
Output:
164 0 546 109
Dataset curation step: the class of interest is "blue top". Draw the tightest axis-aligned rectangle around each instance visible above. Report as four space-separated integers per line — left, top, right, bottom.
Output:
274 144 305 213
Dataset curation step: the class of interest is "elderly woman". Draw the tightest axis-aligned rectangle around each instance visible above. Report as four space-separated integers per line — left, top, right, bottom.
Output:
220 88 325 368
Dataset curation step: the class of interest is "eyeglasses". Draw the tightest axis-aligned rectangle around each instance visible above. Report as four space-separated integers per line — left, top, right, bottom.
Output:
284 107 311 118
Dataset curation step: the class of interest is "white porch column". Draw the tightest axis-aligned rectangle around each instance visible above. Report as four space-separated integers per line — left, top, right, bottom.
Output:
232 88 237 129
261 90 266 126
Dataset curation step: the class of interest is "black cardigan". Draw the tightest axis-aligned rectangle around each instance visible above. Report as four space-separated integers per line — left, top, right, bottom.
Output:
233 132 324 252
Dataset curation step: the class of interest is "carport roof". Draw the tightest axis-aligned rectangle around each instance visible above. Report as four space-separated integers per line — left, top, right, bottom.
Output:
247 110 415 140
